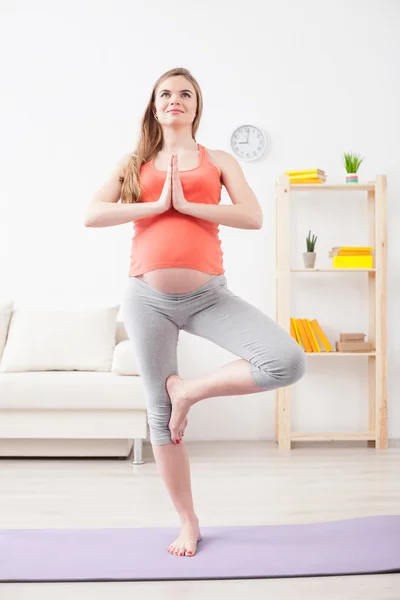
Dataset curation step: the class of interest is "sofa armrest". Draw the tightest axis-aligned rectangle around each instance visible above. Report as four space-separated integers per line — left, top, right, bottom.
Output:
111 340 139 376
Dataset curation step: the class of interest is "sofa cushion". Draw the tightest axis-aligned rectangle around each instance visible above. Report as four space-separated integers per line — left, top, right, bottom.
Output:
111 340 139 376
0 300 13 360
0 305 119 373
0 371 147 409
116 321 129 345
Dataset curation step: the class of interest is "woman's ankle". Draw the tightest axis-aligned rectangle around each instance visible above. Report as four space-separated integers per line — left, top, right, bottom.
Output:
180 512 199 526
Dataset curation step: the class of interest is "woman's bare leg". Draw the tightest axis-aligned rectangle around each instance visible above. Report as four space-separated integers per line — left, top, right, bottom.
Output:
155 359 259 557
152 441 202 557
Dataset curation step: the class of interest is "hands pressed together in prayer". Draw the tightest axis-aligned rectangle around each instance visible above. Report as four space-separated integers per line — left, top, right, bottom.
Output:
157 154 190 215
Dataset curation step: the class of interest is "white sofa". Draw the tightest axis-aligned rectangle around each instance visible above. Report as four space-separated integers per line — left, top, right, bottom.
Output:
0 300 148 464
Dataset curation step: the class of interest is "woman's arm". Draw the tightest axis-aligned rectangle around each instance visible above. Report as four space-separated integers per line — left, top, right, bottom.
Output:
180 150 263 230
180 202 261 229
84 154 163 227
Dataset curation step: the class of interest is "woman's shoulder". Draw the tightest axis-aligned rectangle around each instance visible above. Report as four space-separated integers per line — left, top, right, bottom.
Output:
203 147 237 178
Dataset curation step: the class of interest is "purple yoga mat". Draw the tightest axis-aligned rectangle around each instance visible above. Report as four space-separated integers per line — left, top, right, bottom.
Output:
0 515 399 582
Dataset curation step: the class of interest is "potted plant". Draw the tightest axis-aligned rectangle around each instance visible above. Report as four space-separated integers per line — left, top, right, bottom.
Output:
303 230 317 268
342 151 364 184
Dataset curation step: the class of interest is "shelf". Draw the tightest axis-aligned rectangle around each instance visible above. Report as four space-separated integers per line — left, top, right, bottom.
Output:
291 431 375 442
306 352 376 356
275 173 387 450
290 268 376 272
289 183 375 191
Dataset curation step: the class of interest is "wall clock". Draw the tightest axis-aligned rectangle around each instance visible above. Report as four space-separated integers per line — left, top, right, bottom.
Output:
230 125 267 162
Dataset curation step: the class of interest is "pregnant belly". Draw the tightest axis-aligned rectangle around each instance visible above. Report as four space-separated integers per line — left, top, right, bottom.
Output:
136 268 217 293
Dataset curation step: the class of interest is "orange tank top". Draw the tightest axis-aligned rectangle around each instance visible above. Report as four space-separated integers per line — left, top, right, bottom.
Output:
128 143 225 277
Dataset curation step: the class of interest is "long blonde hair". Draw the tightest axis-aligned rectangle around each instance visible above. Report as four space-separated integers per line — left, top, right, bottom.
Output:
119 67 203 203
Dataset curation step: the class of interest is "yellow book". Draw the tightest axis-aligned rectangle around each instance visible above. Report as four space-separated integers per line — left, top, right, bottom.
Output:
311 319 333 352
289 174 326 181
306 319 321 352
289 173 323 180
330 250 372 256
301 319 316 352
332 256 373 268
296 319 313 352
332 246 373 252
290 178 325 184
295 319 310 351
285 169 324 176
291 318 303 347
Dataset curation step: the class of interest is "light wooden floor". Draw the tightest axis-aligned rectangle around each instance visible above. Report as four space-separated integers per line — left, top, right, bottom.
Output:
0 441 399 599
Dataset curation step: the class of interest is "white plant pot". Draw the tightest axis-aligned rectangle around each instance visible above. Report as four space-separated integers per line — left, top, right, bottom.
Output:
346 172 358 183
303 252 316 268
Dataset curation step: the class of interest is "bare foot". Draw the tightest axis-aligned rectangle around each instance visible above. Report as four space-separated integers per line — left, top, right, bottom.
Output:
182 416 188 438
166 375 192 444
168 518 202 557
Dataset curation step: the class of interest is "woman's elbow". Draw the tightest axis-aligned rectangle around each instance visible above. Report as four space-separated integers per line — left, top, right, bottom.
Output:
83 215 94 227
83 207 99 227
252 211 263 229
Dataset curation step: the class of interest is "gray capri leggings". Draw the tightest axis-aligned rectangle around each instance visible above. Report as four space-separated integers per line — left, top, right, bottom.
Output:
122 274 306 445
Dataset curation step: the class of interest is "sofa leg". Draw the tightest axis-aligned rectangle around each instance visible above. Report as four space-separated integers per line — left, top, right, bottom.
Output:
132 438 145 465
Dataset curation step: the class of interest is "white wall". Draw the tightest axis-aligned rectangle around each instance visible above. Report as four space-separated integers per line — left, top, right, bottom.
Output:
1 0 399 440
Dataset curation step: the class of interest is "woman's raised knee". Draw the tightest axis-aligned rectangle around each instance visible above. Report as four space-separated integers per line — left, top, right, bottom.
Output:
285 343 306 385
253 341 306 390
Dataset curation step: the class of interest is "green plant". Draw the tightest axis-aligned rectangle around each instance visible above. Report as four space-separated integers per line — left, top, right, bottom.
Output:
306 230 317 252
342 151 364 173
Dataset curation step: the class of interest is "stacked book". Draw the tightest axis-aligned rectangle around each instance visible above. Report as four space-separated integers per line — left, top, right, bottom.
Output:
330 246 373 268
290 318 333 352
284 169 327 184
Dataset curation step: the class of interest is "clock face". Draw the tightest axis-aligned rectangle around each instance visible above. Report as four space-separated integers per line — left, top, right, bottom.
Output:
230 125 267 161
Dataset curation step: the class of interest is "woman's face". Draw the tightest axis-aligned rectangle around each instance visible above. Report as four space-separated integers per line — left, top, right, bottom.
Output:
153 76 197 126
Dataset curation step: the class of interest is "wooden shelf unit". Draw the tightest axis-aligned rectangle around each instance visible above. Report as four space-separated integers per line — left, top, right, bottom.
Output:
275 175 387 450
